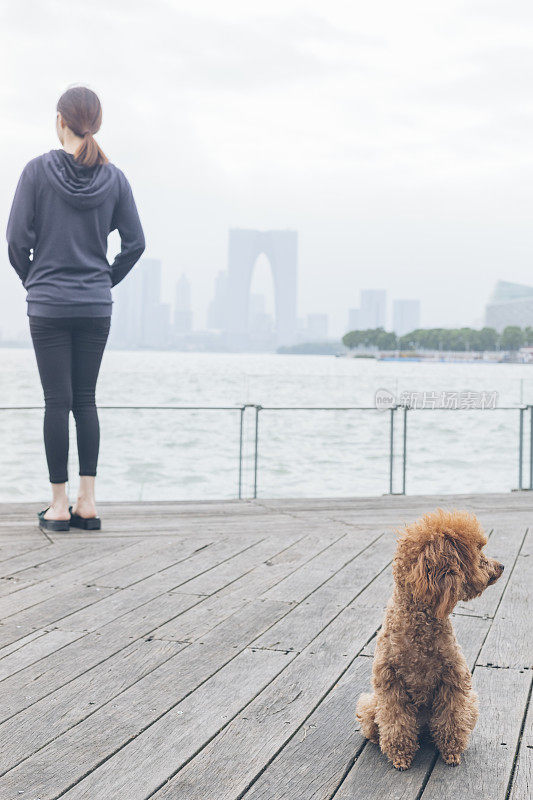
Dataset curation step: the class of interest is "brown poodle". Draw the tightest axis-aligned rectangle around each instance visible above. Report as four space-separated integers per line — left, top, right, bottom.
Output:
356 509 504 771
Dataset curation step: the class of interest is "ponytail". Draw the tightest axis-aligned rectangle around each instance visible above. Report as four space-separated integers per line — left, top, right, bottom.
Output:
57 86 108 168
73 131 108 168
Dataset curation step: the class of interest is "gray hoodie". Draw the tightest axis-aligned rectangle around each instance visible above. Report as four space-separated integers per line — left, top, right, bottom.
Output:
6 149 145 317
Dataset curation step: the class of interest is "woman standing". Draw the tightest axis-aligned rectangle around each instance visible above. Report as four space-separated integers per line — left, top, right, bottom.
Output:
6 86 145 532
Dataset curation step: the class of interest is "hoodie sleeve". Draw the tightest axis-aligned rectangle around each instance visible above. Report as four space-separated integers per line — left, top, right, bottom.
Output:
6 161 36 285
110 171 145 287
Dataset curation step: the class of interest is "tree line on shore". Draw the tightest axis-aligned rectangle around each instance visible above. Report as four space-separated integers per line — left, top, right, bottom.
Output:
342 326 533 352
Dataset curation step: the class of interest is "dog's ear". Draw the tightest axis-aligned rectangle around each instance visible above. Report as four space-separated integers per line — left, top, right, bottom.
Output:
409 537 463 618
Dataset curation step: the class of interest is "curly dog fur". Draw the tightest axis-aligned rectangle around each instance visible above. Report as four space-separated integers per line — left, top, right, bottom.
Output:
356 508 504 771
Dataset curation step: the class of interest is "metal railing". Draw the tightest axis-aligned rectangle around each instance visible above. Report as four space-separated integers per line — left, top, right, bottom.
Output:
0 402 531 498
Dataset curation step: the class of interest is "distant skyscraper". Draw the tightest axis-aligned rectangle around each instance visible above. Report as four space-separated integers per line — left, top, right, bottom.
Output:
485 281 533 332
110 257 170 348
347 290 386 331
174 274 193 334
207 271 228 329
348 308 361 331
306 313 328 340
360 290 387 329
393 299 421 336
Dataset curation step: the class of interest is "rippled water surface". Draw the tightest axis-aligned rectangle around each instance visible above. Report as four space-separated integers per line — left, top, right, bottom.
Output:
2 347 533 501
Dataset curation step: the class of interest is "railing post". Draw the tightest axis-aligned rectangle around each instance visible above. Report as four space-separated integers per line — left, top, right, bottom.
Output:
253 405 261 499
389 406 395 494
518 407 524 490
529 405 533 491
238 405 245 500
402 406 408 495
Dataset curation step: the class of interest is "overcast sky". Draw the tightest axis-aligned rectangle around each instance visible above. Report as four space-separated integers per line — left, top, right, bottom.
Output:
1 0 533 338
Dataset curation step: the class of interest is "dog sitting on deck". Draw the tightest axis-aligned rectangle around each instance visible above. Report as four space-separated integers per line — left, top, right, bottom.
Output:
356 509 504 771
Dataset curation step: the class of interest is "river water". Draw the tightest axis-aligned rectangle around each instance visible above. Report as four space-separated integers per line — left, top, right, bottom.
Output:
2 347 533 502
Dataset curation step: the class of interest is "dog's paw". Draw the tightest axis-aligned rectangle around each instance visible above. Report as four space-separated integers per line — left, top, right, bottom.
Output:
442 752 461 766
392 757 413 771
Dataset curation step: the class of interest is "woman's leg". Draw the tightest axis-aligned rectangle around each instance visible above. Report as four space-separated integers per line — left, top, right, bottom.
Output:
71 317 111 518
29 317 73 520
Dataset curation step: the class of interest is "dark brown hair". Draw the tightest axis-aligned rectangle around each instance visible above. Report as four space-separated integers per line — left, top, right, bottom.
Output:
57 86 108 168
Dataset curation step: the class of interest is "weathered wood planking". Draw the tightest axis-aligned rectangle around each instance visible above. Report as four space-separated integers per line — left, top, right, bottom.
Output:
0 494 531 800
0 532 273 718
0 628 80 681
0 638 184 775
477 529 533 669
239 657 373 800
0 591 203 723
0 599 293 798
149 574 399 800
509 679 533 800
0 584 116 648
260 528 388 604
0 539 50 564
0 538 131 584
251 553 391 650
420 667 531 800
86 535 216 588
153 530 384 642
56 648 295 800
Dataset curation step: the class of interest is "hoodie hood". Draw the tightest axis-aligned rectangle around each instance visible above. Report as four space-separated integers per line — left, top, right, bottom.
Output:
42 149 116 210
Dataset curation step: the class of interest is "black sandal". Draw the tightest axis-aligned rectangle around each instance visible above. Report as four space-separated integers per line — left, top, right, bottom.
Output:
69 506 101 531
38 508 70 532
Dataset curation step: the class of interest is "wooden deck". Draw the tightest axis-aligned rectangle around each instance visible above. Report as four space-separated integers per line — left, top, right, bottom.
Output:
0 493 531 800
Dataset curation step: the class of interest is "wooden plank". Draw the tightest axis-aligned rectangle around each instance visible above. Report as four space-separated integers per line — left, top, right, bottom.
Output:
50 534 261 634
238 657 373 800
0 536 209 619
455 524 527 618
1 538 132 586
0 599 293 797
0 628 80 681
509 680 533 800
89 534 260 591
253 537 395 653
150 532 351 642
147 573 396 800
261 529 386 603
171 533 303 596
0 584 116 648
0 576 35 597
420 667 531 800
87 536 216 588
0 539 91 577
0 590 203 723
211 530 350 602
0 540 50 564
52 648 294 800
0 638 185 776
0 628 48 659
335 734 437 800
478 531 533 669
0 534 288 723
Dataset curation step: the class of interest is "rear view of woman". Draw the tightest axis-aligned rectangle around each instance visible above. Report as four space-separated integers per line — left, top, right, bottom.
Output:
6 85 145 532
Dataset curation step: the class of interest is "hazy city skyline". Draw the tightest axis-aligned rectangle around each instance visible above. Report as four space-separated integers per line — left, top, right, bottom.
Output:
2 2 533 340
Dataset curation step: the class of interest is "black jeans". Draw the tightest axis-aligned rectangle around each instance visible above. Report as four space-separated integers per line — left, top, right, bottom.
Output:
29 316 111 484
